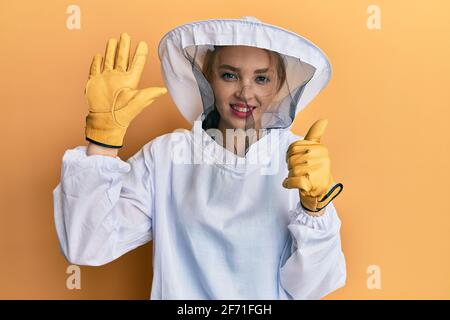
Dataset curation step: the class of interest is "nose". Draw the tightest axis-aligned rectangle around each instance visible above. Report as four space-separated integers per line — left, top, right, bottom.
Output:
235 81 254 103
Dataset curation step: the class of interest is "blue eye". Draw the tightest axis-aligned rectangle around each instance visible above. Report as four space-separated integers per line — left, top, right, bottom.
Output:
256 76 270 83
220 73 270 84
221 73 237 80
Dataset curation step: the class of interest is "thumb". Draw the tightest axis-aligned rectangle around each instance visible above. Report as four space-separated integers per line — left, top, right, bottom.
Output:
115 87 168 125
138 86 168 101
304 118 328 143
127 86 168 114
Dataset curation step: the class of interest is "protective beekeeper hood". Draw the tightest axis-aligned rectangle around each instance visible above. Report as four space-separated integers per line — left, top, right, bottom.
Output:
158 16 331 131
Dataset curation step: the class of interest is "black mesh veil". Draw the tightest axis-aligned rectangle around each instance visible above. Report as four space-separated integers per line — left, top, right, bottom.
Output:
183 44 316 134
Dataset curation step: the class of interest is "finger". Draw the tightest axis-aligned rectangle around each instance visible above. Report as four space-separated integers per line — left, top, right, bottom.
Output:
286 140 317 160
288 159 324 172
103 38 118 71
288 144 329 162
89 54 103 79
288 160 323 181
287 146 311 162
288 166 308 179
129 41 148 76
287 153 315 170
304 118 328 143
115 32 131 72
282 175 312 192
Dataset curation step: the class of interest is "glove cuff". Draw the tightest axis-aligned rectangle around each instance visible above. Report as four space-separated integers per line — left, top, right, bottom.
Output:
85 137 123 149
85 113 128 148
300 182 344 214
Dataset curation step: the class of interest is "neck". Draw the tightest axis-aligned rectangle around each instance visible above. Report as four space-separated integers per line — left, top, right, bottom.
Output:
217 121 262 156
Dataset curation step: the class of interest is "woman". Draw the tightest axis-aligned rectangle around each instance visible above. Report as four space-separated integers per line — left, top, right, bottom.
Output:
53 16 346 299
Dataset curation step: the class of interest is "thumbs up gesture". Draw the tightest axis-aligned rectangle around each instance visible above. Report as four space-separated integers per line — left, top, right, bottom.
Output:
282 119 343 216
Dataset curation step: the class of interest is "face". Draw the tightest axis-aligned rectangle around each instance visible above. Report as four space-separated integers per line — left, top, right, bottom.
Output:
209 46 280 131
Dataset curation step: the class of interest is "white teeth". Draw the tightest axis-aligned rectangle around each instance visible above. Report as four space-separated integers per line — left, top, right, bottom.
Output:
231 104 253 113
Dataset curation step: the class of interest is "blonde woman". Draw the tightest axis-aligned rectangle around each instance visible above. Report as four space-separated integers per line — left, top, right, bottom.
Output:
54 17 345 299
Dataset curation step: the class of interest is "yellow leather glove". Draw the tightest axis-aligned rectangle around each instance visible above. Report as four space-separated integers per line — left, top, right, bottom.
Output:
282 119 343 216
85 32 168 148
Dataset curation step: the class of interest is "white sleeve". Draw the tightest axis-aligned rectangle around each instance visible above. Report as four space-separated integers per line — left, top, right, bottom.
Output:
53 144 154 266
279 201 347 300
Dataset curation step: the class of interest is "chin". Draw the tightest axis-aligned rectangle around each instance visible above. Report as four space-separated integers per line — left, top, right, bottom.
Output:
228 117 248 129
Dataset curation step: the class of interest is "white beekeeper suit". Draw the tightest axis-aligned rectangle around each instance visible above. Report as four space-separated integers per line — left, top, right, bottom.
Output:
53 16 346 299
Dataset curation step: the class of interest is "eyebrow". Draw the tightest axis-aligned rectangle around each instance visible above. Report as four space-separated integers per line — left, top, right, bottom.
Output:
218 64 271 74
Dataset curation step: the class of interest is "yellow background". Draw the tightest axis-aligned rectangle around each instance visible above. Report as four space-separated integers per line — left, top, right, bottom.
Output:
0 0 449 299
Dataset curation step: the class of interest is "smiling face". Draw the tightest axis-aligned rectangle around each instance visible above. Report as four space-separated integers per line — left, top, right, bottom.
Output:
204 45 285 132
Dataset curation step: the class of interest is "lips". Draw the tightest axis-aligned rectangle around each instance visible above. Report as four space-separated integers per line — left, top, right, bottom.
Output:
230 103 256 112
229 103 256 119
